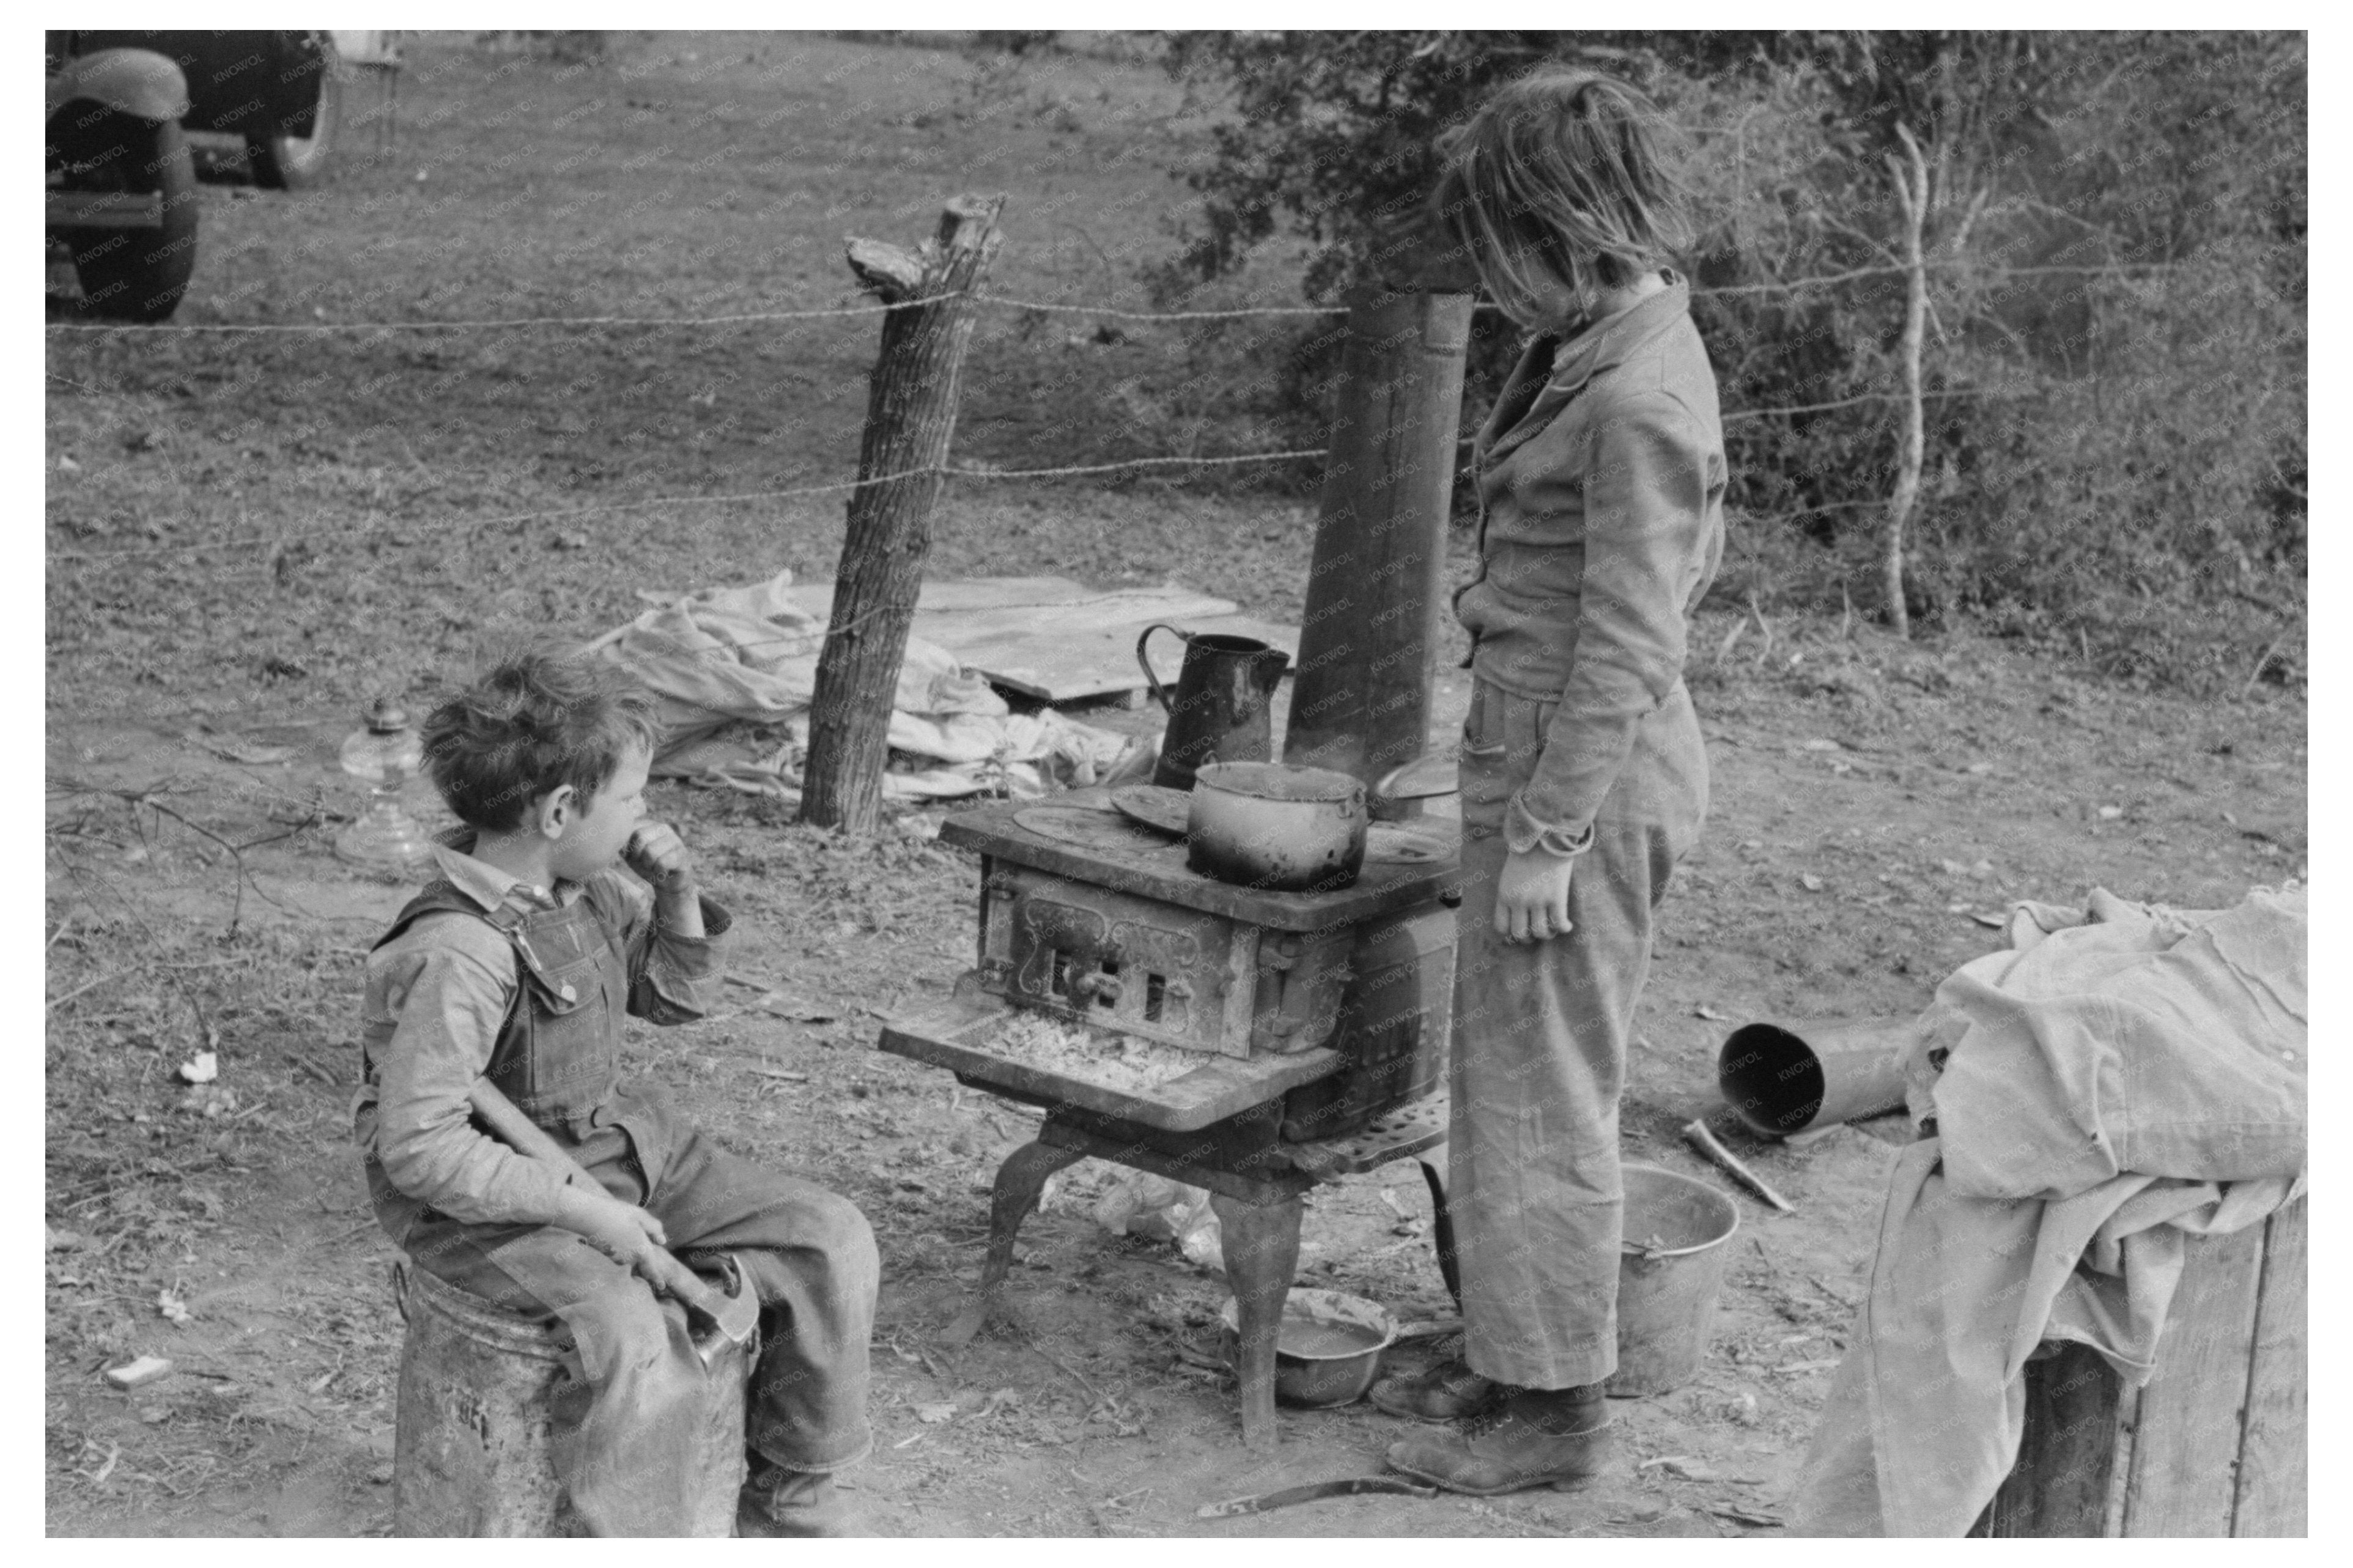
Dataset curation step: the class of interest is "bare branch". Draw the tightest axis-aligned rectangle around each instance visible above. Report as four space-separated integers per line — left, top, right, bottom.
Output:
1882 123 1934 641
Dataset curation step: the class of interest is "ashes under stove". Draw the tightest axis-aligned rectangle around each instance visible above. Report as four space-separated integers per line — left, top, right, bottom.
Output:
878 787 1465 1447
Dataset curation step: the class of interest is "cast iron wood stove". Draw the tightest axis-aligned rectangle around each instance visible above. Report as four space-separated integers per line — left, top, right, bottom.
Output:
879 789 1461 1446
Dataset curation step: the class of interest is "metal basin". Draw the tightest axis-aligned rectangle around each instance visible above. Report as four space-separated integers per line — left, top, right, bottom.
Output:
1217 1287 1398 1408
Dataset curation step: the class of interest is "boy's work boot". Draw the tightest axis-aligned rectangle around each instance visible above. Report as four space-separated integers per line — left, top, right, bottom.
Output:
737 1459 855 1538
1383 1386 1612 1496
1369 1356 1502 1424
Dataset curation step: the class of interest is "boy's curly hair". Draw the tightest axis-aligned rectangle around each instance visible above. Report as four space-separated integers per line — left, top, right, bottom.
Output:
420 651 660 831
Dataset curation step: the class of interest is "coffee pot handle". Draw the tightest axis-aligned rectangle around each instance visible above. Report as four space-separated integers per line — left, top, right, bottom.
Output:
1134 623 1188 715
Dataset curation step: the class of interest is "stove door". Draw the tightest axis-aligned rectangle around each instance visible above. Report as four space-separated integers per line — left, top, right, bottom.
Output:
980 868 1255 1057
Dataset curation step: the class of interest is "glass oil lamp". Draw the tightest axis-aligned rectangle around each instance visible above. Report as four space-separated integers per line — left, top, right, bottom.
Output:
336 696 432 870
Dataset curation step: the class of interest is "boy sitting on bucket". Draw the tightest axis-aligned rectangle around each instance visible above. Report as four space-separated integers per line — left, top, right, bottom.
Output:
355 650 877 1536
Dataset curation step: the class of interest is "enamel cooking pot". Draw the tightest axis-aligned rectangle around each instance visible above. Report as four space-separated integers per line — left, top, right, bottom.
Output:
1186 761 1367 892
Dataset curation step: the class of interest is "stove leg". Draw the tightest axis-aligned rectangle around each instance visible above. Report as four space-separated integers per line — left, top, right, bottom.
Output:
1211 1191 1305 1449
940 1141 1085 1348
1419 1155 1462 1314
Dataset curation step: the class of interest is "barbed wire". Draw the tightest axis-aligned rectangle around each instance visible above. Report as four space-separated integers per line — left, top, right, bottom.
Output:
946 451 1323 481
46 374 2044 569
1693 265 1911 297
977 295 1337 320
46 470 933 564
39 257 2200 339
47 449 1330 567
1720 385 2036 423
42 289 1321 336
42 301 911 334
41 245 2206 728
1690 259 2187 298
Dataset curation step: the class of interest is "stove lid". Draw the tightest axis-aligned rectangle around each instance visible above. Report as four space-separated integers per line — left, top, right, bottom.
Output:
1011 804 1181 858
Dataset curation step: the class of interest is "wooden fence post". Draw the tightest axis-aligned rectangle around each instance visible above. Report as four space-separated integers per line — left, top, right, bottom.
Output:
1282 287 1474 807
799 194 1003 834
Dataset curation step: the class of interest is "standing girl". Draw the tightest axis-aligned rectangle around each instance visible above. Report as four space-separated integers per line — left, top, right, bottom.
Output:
1373 71 1727 1496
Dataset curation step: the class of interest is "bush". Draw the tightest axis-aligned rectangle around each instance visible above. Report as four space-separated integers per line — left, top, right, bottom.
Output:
1138 31 2305 690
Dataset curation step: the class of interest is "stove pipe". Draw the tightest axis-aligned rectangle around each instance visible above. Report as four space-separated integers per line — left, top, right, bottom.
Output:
1282 289 1473 814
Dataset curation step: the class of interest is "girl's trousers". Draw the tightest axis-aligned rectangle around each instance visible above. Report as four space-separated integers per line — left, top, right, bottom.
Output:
1447 678 1708 1389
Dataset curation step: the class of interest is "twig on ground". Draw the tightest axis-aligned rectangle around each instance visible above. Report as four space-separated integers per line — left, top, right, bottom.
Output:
1748 593 1776 665
916 1344 955 1385
48 971 124 1012
1683 1119 1797 1214
1056 222 1115 271
2239 637 2284 701
1023 1334 1101 1400
283 1051 341 1086
47 772 325 938
1808 1274 1858 1307
50 850 218 1048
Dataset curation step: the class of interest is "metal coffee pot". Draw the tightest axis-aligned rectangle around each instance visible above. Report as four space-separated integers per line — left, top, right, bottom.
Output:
1135 623 1288 792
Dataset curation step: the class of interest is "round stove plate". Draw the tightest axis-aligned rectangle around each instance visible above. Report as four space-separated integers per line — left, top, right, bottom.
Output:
1013 804 1179 855
1109 784 1191 837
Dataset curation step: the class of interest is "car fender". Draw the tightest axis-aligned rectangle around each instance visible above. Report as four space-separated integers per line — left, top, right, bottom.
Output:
47 50 190 126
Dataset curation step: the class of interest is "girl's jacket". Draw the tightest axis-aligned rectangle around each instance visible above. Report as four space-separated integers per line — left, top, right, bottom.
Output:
1453 272 1727 853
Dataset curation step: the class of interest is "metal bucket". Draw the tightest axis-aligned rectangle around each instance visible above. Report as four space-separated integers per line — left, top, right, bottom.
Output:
390 1262 750 1537
1607 1164 1740 1397
1716 1015 1914 1137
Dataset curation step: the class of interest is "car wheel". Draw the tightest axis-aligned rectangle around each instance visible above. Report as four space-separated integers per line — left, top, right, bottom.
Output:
246 42 341 190
58 112 198 324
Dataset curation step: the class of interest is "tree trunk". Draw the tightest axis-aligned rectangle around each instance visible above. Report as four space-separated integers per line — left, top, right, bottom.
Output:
799 195 1003 834
1882 127 1930 640
1283 288 1474 812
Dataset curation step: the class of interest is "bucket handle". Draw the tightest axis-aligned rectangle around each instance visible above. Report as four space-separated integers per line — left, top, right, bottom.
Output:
1134 623 1191 715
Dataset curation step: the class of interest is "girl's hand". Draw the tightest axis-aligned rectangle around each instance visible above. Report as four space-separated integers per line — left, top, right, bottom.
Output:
623 821 695 893
1494 847 1575 944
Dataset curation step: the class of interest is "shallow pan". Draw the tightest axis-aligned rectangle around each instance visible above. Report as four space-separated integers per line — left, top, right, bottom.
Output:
1217 1287 1398 1408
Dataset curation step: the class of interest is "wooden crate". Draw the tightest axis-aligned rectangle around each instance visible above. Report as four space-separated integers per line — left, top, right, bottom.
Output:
1973 1195 2307 1537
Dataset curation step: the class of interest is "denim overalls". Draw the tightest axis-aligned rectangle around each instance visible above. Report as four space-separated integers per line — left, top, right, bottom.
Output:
365 882 876 1535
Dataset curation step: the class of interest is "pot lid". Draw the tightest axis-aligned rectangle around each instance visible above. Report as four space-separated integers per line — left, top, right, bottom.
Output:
1192 761 1363 802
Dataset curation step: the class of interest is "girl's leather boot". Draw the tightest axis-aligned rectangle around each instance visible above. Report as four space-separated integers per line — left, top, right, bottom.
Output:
1369 1358 1502 1423
1382 1385 1612 1496
737 1460 854 1537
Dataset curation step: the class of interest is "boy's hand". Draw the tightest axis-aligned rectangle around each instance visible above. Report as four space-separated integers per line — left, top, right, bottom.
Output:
1494 846 1576 944
623 821 695 895
558 1188 673 1281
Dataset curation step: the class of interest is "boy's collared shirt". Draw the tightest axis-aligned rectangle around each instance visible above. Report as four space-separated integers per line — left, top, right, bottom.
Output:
353 840 730 1228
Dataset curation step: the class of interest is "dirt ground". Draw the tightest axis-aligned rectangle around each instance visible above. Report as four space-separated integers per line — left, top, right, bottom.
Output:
43 619 2305 1537
44 31 2307 1539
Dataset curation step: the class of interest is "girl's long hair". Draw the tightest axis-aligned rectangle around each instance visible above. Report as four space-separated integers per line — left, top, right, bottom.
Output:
1432 70 1694 328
